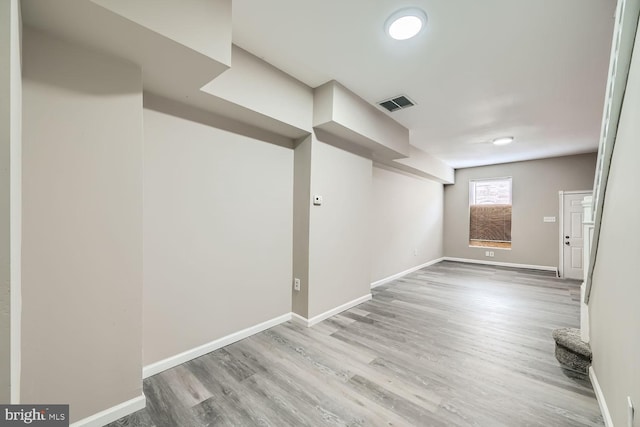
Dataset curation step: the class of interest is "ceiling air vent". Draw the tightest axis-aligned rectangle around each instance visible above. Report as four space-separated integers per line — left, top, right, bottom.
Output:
377 95 416 112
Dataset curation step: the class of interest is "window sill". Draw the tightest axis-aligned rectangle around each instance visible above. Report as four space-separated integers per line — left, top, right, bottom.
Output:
468 245 512 251
469 240 511 250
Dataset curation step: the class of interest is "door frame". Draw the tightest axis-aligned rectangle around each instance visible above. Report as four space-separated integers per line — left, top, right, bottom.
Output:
558 191 592 279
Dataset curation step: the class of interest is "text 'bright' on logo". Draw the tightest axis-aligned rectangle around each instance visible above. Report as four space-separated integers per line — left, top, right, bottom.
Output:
0 405 68 426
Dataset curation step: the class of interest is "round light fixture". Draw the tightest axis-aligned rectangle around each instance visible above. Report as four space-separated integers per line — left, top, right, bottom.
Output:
385 8 428 40
492 136 514 146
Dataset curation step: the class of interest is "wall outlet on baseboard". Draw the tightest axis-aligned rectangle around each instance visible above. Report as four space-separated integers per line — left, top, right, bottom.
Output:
485 251 495 257
628 396 634 427
293 278 301 291
414 248 418 256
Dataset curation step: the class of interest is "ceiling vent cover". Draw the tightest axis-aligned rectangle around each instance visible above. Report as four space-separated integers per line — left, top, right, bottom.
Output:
378 95 416 112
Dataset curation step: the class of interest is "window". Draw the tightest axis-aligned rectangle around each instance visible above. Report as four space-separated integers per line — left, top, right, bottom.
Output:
469 178 512 249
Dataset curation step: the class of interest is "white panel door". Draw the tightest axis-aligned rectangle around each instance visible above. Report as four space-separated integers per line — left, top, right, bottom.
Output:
563 193 586 279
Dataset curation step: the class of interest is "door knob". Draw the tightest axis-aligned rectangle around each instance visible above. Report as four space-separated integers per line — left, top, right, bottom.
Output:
565 241 570 246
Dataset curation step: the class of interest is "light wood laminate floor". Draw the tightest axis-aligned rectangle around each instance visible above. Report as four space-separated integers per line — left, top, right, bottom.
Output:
108 261 603 427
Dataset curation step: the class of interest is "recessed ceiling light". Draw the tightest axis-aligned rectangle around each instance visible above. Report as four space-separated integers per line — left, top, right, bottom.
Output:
492 136 515 146
385 8 428 40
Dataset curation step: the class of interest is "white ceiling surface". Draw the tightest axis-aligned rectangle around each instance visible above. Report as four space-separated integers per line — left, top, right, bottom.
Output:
233 0 616 168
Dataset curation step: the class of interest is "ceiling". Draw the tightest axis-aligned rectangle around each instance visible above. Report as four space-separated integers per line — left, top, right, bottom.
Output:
232 0 617 168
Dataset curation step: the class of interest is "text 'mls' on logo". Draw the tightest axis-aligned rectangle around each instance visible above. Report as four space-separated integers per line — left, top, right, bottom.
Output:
0 405 68 426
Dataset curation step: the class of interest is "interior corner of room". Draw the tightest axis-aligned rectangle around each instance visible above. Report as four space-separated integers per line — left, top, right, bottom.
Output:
2 0 639 426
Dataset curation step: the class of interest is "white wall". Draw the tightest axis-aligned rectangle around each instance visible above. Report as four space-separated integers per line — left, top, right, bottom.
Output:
371 166 443 282
91 0 232 65
313 81 410 160
392 145 455 184
589 22 640 427
202 45 313 134
0 0 21 404
21 29 143 422
308 139 372 318
142 105 293 366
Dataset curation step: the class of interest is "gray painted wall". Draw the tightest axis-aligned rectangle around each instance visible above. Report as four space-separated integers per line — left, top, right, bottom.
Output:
371 166 444 282
308 139 372 318
292 136 312 318
21 29 143 422
589 22 640 427
444 154 597 268
142 105 293 366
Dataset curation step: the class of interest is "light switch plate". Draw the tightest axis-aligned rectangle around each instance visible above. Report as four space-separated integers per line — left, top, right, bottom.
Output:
543 216 556 223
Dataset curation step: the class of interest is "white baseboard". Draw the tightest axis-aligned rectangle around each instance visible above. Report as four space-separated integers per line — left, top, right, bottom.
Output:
443 257 558 274
371 257 444 289
143 313 292 378
291 294 372 327
70 394 145 427
589 366 614 427
290 312 309 326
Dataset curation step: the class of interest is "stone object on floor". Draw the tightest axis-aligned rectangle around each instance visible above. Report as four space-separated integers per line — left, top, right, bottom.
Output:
552 327 592 373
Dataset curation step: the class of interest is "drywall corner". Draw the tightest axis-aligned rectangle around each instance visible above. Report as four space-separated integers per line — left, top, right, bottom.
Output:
0 0 22 404
91 0 232 65
391 145 455 184
313 81 410 160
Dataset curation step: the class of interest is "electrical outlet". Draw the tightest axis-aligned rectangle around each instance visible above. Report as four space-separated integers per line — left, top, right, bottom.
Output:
414 248 418 256
294 278 301 291
628 396 634 427
485 251 495 257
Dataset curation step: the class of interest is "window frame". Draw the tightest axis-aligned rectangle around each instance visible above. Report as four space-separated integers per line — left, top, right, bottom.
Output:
468 177 513 249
